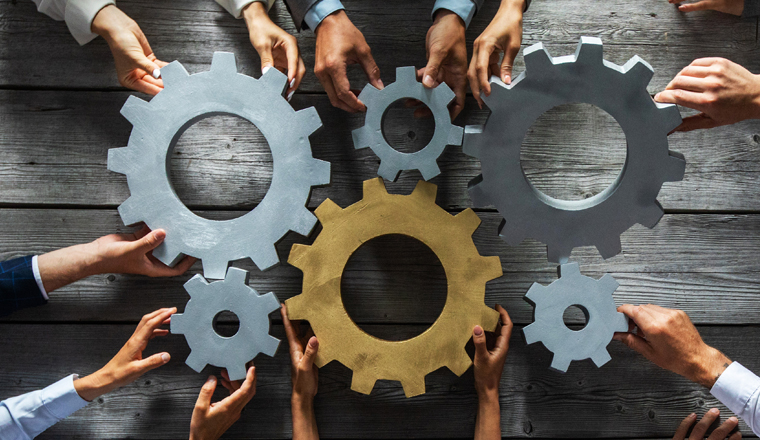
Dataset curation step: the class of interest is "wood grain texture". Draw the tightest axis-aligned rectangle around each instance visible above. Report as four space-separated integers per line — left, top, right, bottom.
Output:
0 323 751 439
0 90 759 210
0 208 757 325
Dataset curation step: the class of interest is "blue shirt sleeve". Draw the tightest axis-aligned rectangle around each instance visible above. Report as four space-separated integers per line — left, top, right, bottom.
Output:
0 256 47 318
302 0 345 30
432 0 478 28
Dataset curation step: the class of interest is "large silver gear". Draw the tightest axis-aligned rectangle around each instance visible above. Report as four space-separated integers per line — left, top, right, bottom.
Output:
523 262 628 373
171 267 281 381
108 52 331 279
463 37 686 263
352 66 463 181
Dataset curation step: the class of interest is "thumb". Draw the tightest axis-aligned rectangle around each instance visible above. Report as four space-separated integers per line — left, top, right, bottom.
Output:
195 375 217 411
501 44 521 84
257 45 275 75
134 352 171 375
301 336 319 367
473 325 489 360
674 113 720 132
613 332 654 359
678 0 716 12
423 50 445 88
132 229 166 252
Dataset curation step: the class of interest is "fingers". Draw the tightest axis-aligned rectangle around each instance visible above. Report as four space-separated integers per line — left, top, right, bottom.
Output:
666 75 708 93
358 48 383 90
654 88 707 112
674 113 721 132
501 43 521 84
301 337 319 369
473 325 489 360
130 228 167 253
423 49 446 89
672 413 696 440
678 0 717 12
135 307 176 341
128 78 164 96
495 304 514 353
284 41 300 96
224 366 257 412
281 304 305 358
475 43 494 97
331 67 365 112
195 375 217 413
728 431 742 440
290 57 307 99
708 416 739 440
449 79 466 119
617 304 658 330
612 331 654 359
692 408 720 439
133 351 171 374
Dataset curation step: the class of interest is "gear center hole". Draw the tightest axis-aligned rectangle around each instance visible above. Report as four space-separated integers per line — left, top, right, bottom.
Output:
170 114 273 220
520 103 627 203
341 234 447 341
381 99 435 153
563 304 589 331
213 310 240 338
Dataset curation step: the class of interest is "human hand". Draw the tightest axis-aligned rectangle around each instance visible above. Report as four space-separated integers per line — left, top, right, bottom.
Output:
473 304 512 440
672 408 741 440
314 10 383 112
614 305 732 388
91 5 167 95
282 304 319 440
189 367 257 440
655 58 760 131
73 307 175 401
668 0 744 15
417 10 468 119
242 2 305 100
468 0 524 108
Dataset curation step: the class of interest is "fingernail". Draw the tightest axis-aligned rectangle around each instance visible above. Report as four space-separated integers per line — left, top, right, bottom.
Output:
289 78 295 88
689 413 697 418
473 325 483 336
423 75 435 87
309 337 318 347
378 79 384 88
503 74 510 84
654 93 661 100
287 90 295 101
161 353 170 363
207 375 216 383
152 68 161 79
262 66 271 74
729 417 738 422
709 408 719 414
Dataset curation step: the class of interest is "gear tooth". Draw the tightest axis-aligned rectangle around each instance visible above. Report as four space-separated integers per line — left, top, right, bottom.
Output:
152 239 185 267
259 66 289 95
260 335 280 357
260 292 281 314
210 52 237 73
666 151 687 182
184 351 208 373
639 200 665 229
590 348 612 368
524 283 546 304
595 236 622 260
120 95 151 126
447 124 464 146
159 61 190 88
224 267 250 285
107 147 133 175
184 274 210 298
558 262 581 278
357 82 381 103
431 82 456 108
612 311 629 333
498 221 528 247
462 125 484 157
288 243 312 269
549 355 572 373
362 177 388 198
547 244 572 264
352 125 374 150
621 56 654 86
574 36 604 66
597 273 620 293
202 259 230 280
481 255 504 284
116 196 145 226
350 371 378 395
376 160 401 181
656 102 683 133
417 161 441 181
454 209 481 233
522 323 540 345
290 208 318 237
314 198 342 224
394 66 418 86
295 107 322 136
170 313 189 334
523 42 554 73
400 377 426 398
311 158 331 186
226 364 248 382
251 245 280 272
447 351 473 376
411 180 438 202
467 176 492 208
284 295 308 320
481 304 501 331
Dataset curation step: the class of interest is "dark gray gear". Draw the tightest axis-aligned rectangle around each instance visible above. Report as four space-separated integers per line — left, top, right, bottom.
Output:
463 37 686 263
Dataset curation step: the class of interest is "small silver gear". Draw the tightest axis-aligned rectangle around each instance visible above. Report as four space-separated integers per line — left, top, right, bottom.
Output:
352 66 463 181
463 37 686 263
108 52 331 279
171 267 281 381
523 262 628 372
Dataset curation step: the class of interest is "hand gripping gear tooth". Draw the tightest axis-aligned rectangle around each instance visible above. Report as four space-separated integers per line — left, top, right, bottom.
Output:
463 37 686 263
285 178 502 397
352 66 464 181
107 52 331 279
171 267 281 381
523 262 628 372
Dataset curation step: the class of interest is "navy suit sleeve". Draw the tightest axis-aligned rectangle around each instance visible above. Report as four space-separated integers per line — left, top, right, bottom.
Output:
0 256 47 318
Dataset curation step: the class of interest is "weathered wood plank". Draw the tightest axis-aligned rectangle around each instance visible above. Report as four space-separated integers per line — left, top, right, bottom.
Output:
1 90 759 210
0 0 757 91
0 208 757 325
0 323 752 438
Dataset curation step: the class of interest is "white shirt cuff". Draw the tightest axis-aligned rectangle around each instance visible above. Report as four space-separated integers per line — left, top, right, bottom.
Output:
303 0 345 31
711 362 760 419
432 0 477 28
31 256 48 300
40 375 89 419
216 0 274 18
64 0 115 45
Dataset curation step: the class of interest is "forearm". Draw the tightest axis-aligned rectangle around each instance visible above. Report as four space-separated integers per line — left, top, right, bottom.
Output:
242 1 268 27
688 346 732 389
36 241 103 293
292 395 318 440
474 390 501 440
498 0 526 14
73 369 120 402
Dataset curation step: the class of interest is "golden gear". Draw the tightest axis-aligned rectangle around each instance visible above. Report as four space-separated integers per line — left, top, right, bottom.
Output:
285 178 503 398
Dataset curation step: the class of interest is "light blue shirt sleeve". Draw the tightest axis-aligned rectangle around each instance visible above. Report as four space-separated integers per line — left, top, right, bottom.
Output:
0 375 89 440
711 362 760 436
432 0 478 28
302 0 345 31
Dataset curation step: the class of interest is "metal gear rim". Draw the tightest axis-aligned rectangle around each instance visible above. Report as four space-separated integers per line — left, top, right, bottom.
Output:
285 178 502 397
352 66 464 181
107 52 331 279
463 37 686 263
523 262 628 373
171 267 281 381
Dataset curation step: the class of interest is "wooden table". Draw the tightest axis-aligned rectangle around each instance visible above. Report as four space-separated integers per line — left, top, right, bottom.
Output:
1 0 759 438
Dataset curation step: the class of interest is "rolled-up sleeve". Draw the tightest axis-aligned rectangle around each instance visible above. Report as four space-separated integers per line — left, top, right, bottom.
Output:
216 0 274 18
32 0 115 45
711 362 760 436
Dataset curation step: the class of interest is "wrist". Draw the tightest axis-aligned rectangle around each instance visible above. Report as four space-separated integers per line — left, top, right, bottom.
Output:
752 75 760 119
691 346 732 388
292 393 314 410
315 9 347 34
91 5 119 39
433 9 465 27
242 1 268 24
476 386 500 403
74 368 115 402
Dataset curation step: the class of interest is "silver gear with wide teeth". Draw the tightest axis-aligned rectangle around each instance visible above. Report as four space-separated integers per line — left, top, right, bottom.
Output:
463 37 686 263
352 66 464 181
171 267 281 381
523 262 628 373
108 52 331 279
